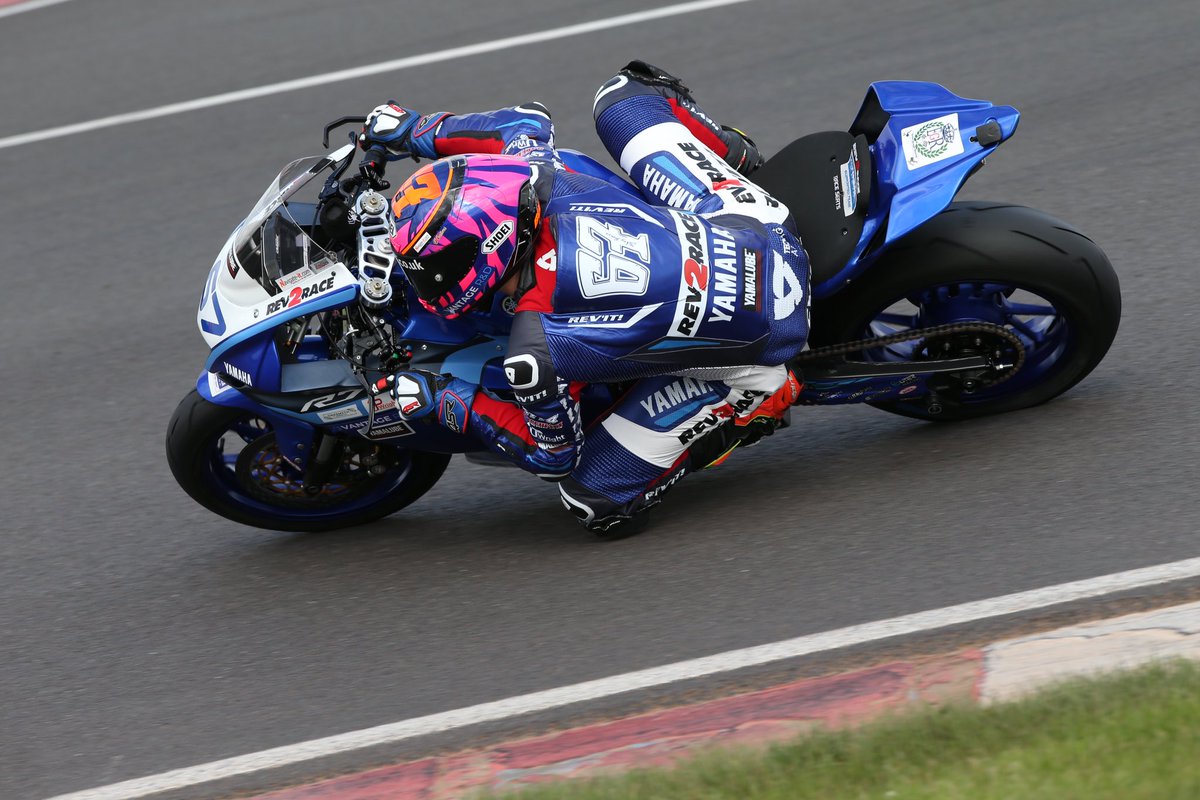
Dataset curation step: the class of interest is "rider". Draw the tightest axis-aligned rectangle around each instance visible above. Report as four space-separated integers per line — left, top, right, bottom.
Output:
358 61 809 534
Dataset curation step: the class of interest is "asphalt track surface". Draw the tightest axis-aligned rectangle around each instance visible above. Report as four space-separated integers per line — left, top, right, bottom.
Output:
2 1 1198 797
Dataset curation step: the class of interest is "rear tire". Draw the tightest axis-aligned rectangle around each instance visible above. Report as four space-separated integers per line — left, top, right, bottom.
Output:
166 389 450 532
809 202 1121 421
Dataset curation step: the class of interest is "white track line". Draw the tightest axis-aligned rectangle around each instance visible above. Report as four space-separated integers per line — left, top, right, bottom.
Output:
47 555 1200 800
0 0 78 21
0 0 754 151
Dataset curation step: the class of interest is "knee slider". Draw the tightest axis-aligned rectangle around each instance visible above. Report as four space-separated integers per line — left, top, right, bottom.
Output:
559 480 605 527
593 60 691 120
559 479 643 531
619 60 692 97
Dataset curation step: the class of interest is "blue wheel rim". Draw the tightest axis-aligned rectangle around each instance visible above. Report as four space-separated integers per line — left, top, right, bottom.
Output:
200 416 415 522
861 281 1074 403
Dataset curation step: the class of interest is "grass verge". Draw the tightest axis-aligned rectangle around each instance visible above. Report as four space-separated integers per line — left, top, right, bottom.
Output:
488 659 1200 800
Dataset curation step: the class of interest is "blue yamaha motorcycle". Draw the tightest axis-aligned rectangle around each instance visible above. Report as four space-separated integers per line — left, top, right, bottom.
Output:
167 81 1120 532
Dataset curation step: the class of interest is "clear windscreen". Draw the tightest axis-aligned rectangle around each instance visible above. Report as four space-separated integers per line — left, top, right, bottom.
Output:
225 150 350 295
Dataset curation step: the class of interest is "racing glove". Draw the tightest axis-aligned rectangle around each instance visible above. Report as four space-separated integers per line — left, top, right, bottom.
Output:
358 102 420 189
360 102 420 155
371 370 477 430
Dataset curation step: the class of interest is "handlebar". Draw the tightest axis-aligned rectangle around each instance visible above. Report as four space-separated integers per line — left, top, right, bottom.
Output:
322 113 418 192
322 115 367 148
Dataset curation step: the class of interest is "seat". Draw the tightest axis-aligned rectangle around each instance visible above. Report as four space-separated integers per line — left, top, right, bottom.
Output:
753 131 872 285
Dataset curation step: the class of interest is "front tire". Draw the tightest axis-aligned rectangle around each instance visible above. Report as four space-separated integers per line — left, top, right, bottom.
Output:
810 202 1121 421
166 390 450 532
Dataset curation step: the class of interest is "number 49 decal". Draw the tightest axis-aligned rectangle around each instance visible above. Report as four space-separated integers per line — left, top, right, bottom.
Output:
575 217 651 299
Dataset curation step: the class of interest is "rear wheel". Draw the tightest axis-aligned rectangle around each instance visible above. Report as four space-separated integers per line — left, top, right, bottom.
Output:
166 390 450 531
810 202 1120 421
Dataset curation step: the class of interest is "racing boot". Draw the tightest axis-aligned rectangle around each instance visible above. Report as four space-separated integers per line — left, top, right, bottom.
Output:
720 125 765 177
702 369 803 469
615 60 765 177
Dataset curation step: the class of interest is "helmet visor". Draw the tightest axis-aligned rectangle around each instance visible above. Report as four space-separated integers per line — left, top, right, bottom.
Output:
399 236 481 302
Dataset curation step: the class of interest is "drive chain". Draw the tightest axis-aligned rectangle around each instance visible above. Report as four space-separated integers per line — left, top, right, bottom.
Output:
794 322 1027 387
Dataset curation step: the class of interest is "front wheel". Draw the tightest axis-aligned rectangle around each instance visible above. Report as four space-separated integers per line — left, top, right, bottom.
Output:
166 390 450 532
810 202 1121 421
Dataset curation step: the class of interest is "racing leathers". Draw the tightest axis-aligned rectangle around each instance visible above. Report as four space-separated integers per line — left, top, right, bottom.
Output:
373 64 810 530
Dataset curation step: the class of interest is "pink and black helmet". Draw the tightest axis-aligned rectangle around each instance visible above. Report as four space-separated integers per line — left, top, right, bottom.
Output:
389 154 540 318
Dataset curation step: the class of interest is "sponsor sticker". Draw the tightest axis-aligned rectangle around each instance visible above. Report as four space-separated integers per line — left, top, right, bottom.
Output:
439 390 469 434
363 421 415 440
507 133 536 153
638 377 710 417
639 153 706 213
563 305 660 329
276 266 315 290
317 405 363 423
838 142 862 217
481 220 514 254
568 312 627 325
207 371 232 397
676 390 759 445
565 203 667 228
900 113 964 170
442 283 481 316
667 211 710 338
264 276 337 316
222 361 253 387
567 203 629 215
740 248 761 312
705 226 739 324
677 141 736 185
644 466 686 501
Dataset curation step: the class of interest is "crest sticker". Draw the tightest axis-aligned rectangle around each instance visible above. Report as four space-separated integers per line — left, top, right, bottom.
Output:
900 113 964 170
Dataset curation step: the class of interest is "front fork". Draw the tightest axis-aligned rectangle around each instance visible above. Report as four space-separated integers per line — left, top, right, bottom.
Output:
197 371 321 472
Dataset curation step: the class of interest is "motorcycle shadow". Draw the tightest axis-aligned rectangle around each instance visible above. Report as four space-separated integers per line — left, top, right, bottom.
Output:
238 390 1109 565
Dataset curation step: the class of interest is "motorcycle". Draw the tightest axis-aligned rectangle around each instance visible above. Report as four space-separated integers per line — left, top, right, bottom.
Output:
167 80 1120 532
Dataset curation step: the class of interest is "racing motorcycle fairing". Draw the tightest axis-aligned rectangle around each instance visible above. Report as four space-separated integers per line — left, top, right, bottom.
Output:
751 131 873 290
750 81 1020 301
193 148 490 460
198 151 362 385
852 80 1019 252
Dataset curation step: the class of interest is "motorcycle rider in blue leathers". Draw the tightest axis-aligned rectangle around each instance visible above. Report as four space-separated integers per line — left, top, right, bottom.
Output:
360 61 808 535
